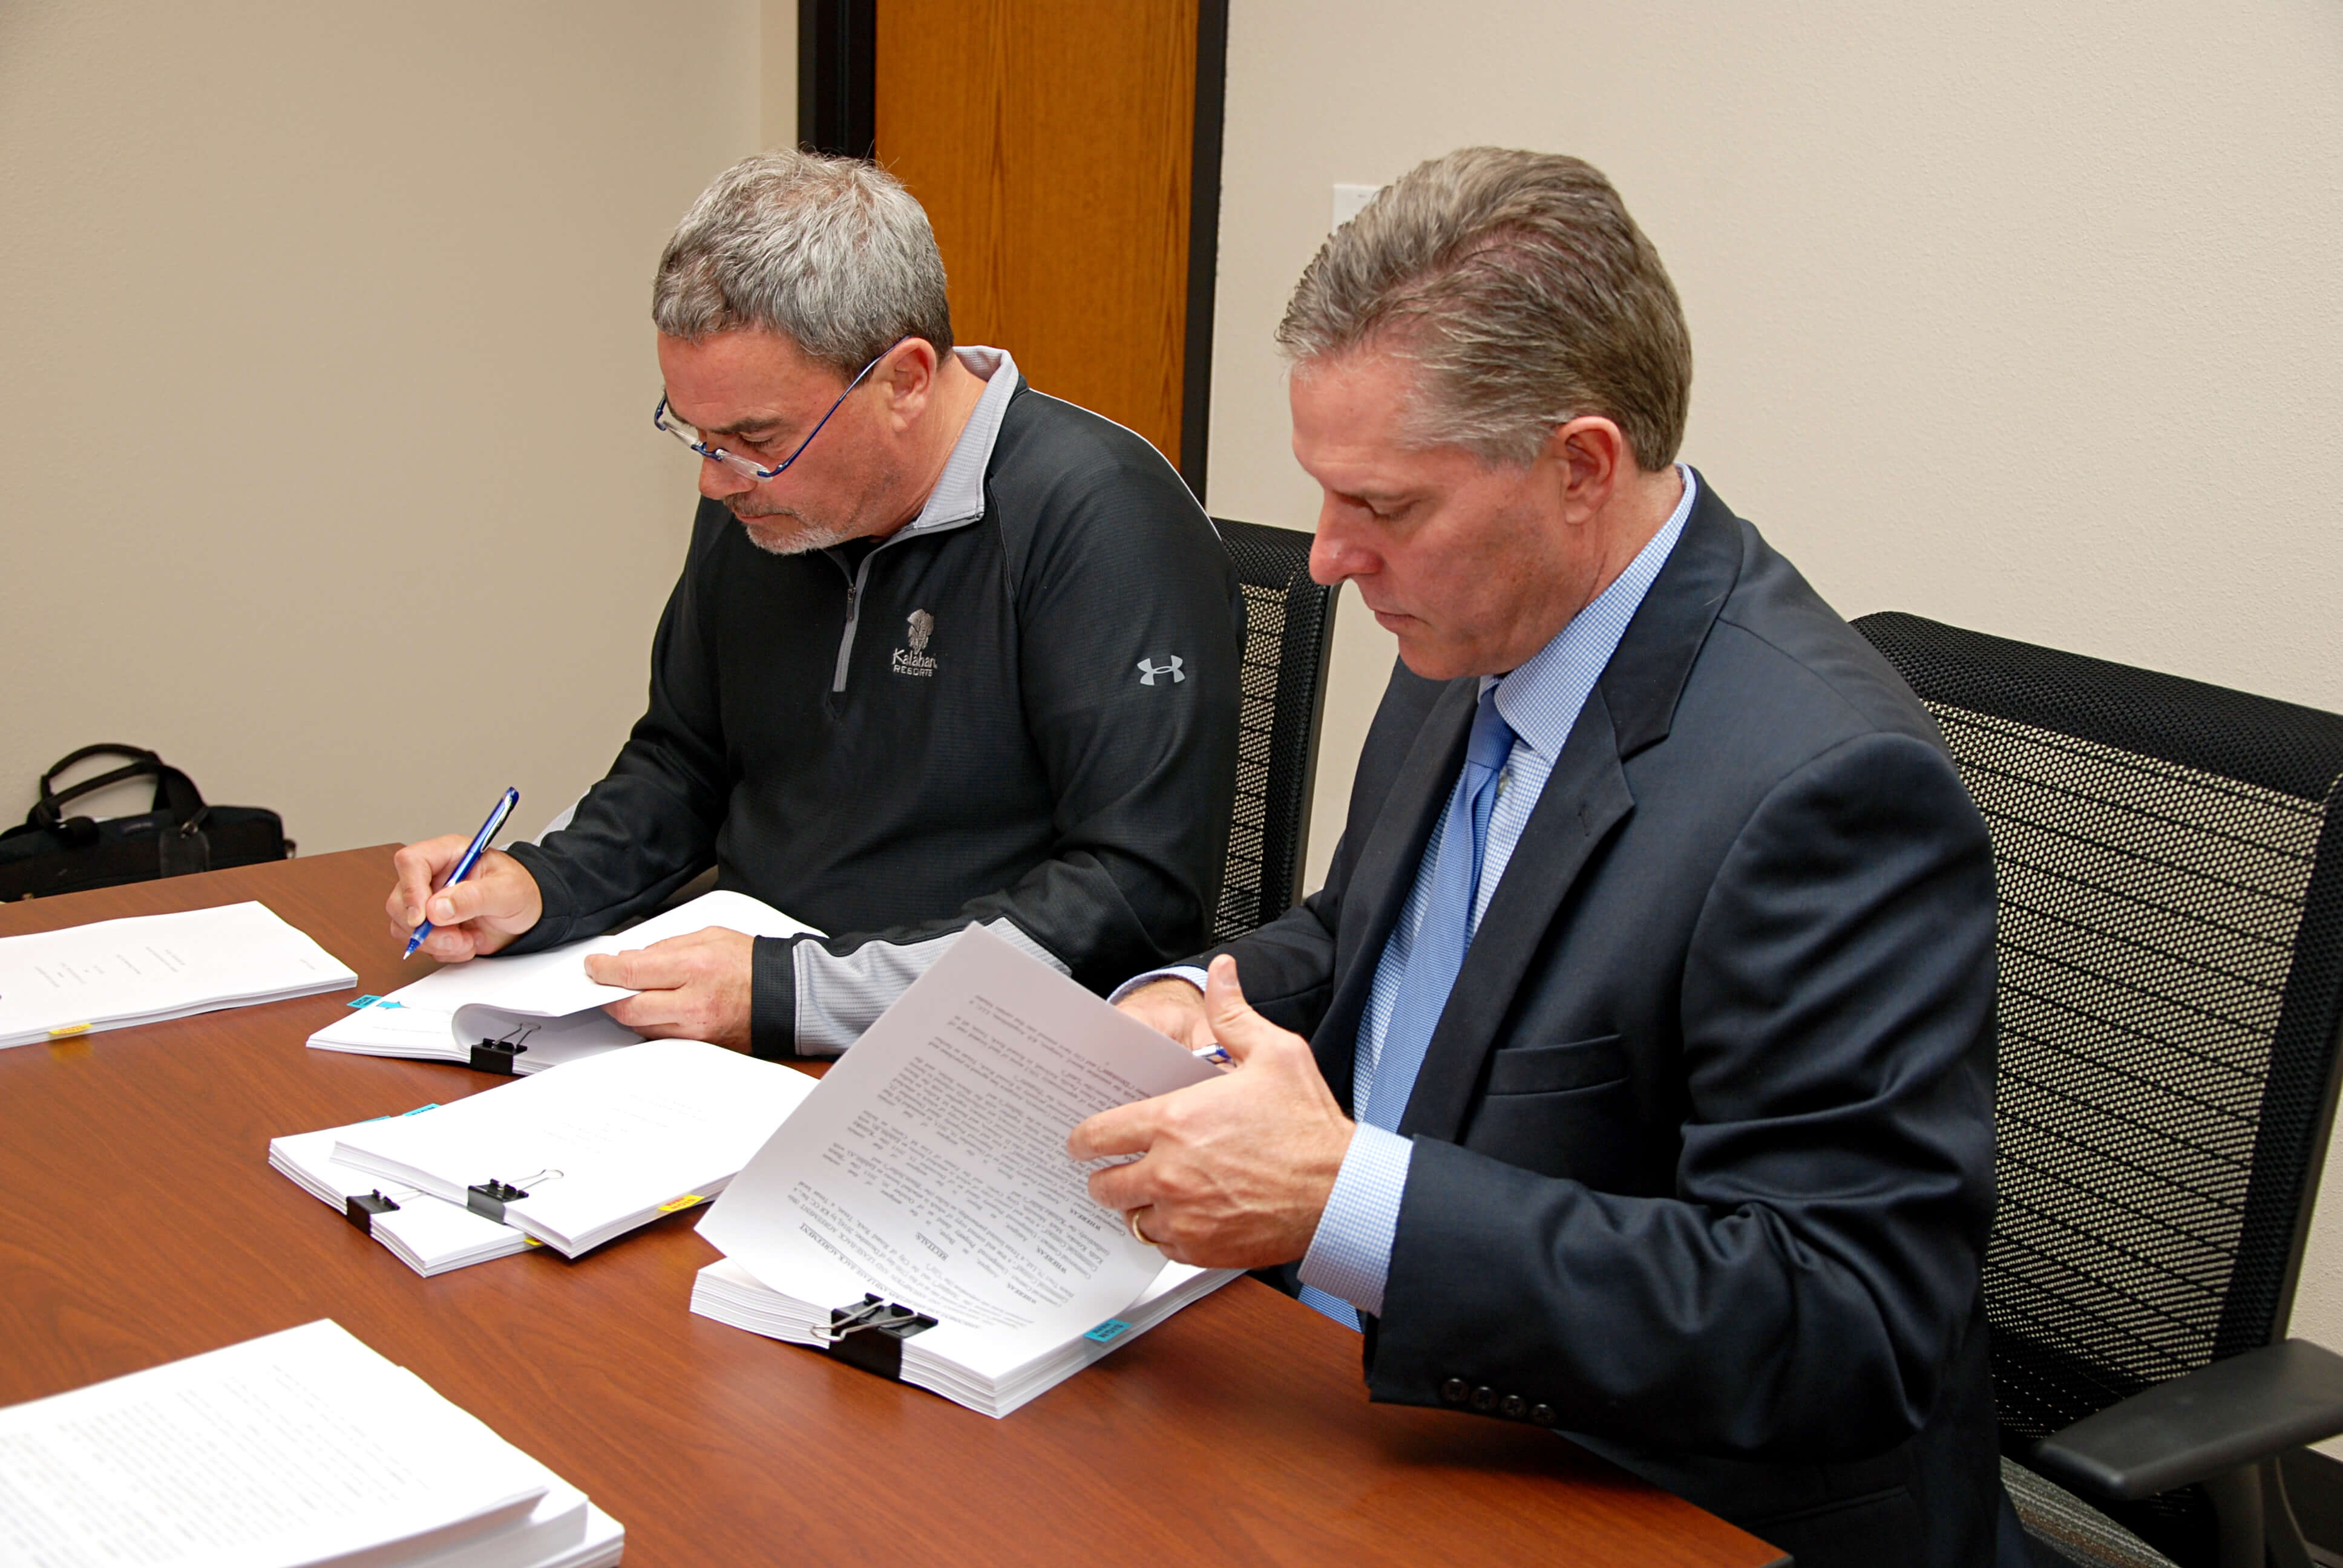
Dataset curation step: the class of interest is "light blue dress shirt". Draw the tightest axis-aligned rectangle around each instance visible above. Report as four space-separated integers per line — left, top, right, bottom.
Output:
1296 466 1697 1319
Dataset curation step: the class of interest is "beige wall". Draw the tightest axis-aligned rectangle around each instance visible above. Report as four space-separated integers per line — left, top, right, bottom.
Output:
761 0 799 152
1203 0 2343 1410
0 0 762 850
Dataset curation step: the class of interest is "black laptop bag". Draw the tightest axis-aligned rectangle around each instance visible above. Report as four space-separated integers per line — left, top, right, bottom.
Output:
0 745 292 900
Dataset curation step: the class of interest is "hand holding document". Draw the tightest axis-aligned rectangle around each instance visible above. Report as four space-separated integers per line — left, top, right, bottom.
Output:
309 889 818 1073
0 901 354 1049
692 925 1240 1417
0 1320 621 1568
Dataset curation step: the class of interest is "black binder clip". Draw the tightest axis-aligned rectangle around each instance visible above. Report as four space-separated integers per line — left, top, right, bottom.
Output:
816 1293 937 1382
466 1178 529 1223
344 1189 400 1234
468 1022 537 1075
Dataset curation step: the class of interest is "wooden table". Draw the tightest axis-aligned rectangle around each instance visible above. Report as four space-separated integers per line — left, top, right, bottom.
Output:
0 848 1785 1567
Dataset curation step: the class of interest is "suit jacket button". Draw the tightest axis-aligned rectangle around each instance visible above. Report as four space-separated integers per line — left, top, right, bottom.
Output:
1500 1394 1525 1419
1530 1403 1555 1426
1440 1379 1469 1404
1470 1385 1495 1411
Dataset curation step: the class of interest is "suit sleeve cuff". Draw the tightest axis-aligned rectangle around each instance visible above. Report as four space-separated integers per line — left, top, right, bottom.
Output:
1107 965 1210 1004
1297 1123 1412 1319
749 935 799 1059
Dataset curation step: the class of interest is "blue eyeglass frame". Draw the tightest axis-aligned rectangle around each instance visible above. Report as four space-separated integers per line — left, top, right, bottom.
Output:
653 336 909 481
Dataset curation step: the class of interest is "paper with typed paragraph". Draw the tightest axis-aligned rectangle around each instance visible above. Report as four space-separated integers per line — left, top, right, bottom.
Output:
698 924 1216 1344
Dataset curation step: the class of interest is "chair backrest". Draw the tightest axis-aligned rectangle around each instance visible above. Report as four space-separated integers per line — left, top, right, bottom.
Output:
1855 613 2343 1471
1211 518 1340 942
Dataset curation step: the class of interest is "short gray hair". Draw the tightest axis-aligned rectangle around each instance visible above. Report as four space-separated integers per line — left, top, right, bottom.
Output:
1277 148 1691 470
652 149 953 376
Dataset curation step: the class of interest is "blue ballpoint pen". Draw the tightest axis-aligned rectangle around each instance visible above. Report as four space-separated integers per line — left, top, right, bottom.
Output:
403 787 520 959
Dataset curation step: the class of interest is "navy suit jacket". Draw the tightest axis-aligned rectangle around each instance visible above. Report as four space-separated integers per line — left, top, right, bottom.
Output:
1215 479 2017 1567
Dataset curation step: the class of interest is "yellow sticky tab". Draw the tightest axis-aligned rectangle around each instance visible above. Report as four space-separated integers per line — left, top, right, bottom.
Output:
657 1194 706 1214
47 1022 92 1039
522 1236 543 1247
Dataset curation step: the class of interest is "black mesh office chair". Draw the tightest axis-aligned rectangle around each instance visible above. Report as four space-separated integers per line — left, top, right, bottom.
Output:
1210 518 1339 943
1855 612 2343 1568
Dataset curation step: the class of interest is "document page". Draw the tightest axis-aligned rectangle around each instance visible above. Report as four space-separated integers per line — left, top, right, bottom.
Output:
0 902 355 1048
0 1320 549 1568
453 889 819 1021
333 1038 818 1253
698 924 1218 1347
304 889 817 1062
270 1114 533 1274
309 988 641 1073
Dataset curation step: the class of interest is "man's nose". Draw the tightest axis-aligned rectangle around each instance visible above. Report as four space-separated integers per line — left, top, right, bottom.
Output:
1309 500 1375 587
697 454 753 500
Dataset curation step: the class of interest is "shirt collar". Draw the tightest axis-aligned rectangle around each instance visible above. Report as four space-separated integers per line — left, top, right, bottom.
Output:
900 345 1018 535
1484 463 1699 759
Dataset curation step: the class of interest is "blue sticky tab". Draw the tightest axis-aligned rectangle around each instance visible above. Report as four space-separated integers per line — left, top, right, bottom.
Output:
359 1103 441 1125
376 1001 405 1010
1083 1319 1131 1344
348 995 380 1008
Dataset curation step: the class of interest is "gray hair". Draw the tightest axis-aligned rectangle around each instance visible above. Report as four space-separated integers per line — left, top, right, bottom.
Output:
652 149 953 376
1277 148 1691 470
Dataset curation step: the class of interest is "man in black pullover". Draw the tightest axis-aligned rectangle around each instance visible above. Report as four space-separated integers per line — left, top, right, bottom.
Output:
385 150 1241 1057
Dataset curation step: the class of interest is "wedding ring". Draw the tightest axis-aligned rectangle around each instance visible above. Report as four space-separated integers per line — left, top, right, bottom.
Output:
1127 1208 1155 1246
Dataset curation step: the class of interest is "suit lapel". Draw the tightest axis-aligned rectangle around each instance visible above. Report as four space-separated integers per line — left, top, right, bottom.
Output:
1308 676 1478 1110
1392 476 1748 1143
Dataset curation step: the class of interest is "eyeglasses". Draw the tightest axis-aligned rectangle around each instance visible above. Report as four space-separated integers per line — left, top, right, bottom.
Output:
652 337 906 482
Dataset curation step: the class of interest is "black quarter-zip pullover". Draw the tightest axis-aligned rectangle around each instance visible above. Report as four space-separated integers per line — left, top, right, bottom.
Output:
506 370 1242 1055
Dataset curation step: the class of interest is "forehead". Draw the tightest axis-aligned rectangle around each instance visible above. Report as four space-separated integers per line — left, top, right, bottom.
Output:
1288 352 1453 494
657 328 841 426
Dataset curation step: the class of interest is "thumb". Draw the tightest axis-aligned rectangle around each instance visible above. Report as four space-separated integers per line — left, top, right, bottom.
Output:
1202 955 1280 1064
427 879 490 926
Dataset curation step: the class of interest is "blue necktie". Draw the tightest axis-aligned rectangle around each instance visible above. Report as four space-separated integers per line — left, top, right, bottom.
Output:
1302 688 1515 1330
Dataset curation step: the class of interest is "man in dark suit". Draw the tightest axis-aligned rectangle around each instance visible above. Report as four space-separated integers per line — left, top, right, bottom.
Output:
1070 148 2025 1566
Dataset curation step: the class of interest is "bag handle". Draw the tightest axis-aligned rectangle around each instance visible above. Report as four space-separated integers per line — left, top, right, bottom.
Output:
32 745 209 836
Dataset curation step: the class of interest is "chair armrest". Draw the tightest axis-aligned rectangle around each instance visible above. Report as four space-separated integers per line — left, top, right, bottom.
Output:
2031 1339 2343 1502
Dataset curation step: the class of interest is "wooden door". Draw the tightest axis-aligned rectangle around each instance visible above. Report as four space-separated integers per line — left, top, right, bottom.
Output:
871 0 1217 484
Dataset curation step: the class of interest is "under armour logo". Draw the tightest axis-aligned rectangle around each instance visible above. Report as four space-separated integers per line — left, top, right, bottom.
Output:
1136 656 1185 686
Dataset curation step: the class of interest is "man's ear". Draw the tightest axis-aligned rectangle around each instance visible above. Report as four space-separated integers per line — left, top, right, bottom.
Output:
1548 415 1631 524
878 339 940 426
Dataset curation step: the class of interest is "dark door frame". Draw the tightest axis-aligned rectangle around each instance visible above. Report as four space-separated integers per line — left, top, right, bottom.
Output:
798 0 876 160
798 0 1227 500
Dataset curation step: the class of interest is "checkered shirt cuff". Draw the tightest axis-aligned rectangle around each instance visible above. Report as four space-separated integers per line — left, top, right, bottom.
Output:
1297 1122 1412 1319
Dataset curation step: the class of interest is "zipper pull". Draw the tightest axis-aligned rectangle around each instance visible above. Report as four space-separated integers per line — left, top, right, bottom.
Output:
845 583 859 621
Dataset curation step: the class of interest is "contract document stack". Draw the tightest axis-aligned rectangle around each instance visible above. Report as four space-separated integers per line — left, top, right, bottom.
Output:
330 1039 817 1257
692 925 1241 1417
0 901 354 1048
270 1106 537 1276
306 890 817 1074
0 1319 621 1568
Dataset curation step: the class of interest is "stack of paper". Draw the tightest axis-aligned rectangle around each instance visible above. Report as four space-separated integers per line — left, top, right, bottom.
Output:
270 1109 537 1276
0 901 355 1048
691 1256 1235 1418
691 926 1238 1418
332 1039 818 1257
306 890 816 1074
0 1319 621 1567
